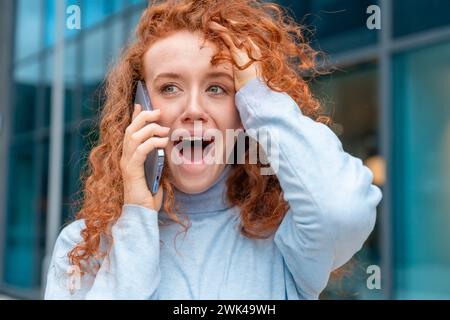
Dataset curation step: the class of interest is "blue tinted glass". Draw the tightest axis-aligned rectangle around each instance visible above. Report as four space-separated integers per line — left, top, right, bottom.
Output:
83 0 107 28
128 0 146 6
4 145 38 288
393 41 450 299
63 41 80 124
105 0 128 14
13 62 40 133
37 140 49 288
276 0 378 53
393 0 450 38
61 134 74 224
82 27 106 118
126 10 143 41
106 17 125 63
44 0 55 47
42 51 54 129
15 0 43 61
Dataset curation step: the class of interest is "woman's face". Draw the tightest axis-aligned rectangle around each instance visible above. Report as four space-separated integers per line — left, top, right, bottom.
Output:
143 30 242 194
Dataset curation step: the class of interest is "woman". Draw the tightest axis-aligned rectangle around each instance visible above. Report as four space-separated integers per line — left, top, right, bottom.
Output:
45 0 382 299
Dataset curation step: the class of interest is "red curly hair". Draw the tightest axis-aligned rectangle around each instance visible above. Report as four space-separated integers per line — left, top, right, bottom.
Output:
68 0 332 275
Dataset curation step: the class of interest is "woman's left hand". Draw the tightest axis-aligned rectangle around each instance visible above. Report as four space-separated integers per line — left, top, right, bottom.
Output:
208 21 263 92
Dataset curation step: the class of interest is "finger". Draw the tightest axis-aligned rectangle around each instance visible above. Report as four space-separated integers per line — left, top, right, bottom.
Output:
246 38 262 59
131 123 170 146
208 22 240 49
219 34 240 52
209 22 260 68
132 103 142 121
127 109 161 135
132 137 170 163
208 21 228 32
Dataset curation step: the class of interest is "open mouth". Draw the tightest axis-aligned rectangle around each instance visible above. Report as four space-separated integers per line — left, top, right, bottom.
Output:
173 136 216 164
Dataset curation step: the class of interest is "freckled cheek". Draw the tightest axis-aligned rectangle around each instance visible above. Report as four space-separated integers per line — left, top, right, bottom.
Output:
151 101 179 128
208 103 242 129
156 111 177 129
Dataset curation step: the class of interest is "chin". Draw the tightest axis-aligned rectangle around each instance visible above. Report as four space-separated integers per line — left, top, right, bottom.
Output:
168 162 225 194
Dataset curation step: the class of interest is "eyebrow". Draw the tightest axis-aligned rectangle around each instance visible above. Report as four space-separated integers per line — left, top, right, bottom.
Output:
153 71 234 83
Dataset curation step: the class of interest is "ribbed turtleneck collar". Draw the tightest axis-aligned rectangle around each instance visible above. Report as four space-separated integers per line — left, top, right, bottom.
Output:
167 165 233 215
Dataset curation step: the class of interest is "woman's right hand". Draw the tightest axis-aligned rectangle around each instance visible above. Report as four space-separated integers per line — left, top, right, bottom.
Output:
120 104 170 211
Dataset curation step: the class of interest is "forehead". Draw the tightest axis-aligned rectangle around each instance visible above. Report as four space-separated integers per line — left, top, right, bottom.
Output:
143 30 232 78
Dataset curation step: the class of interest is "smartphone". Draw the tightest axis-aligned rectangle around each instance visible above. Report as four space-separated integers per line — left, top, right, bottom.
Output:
134 80 165 195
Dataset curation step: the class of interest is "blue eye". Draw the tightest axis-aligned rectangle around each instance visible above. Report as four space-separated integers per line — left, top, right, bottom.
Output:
208 85 226 94
160 84 227 95
161 84 179 94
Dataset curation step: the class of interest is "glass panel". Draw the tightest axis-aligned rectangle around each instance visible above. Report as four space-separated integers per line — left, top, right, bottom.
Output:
82 27 106 119
62 133 74 224
64 41 80 124
44 0 55 47
393 0 450 38
128 0 146 6
42 51 53 129
276 0 378 53
13 62 40 134
106 0 128 14
106 16 125 64
36 140 49 288
83 0 107 28
15 0 43 61
393 41 450 299
312 63 383 299
126 9 144 42
3 143 38 288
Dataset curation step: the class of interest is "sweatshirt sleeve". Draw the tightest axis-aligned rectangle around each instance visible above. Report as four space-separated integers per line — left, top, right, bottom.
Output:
235 77 383 299
44 204 161 300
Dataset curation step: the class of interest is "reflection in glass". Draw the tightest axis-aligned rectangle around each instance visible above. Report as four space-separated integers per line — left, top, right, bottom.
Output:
64 41 80 124
107 17 125 65
276 0 378 53
82 27 106 119
14 0 43 61
13 63 40 134
312 64 382 299
42 51 54 129
44 0 55 47
106 0 129 15
393 41 450 299
4 145 37 288
393 0 450 38
62 134 76 224
83 0 107 28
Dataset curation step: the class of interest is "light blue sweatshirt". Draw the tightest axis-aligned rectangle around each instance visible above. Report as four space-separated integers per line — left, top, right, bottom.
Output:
44 77 382 300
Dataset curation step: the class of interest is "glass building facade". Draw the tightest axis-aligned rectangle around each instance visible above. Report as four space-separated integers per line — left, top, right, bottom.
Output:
0 0 449 299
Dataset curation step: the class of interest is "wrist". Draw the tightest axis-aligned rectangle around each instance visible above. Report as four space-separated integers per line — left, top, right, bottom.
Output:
123 194 155 211
123 202 156 211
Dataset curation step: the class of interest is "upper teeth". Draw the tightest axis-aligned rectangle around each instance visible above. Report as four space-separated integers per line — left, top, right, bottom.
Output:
176 136 214 143
182 137 203 142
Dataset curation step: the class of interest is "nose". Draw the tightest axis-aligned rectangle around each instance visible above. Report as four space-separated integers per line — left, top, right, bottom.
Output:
181 91 208 124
